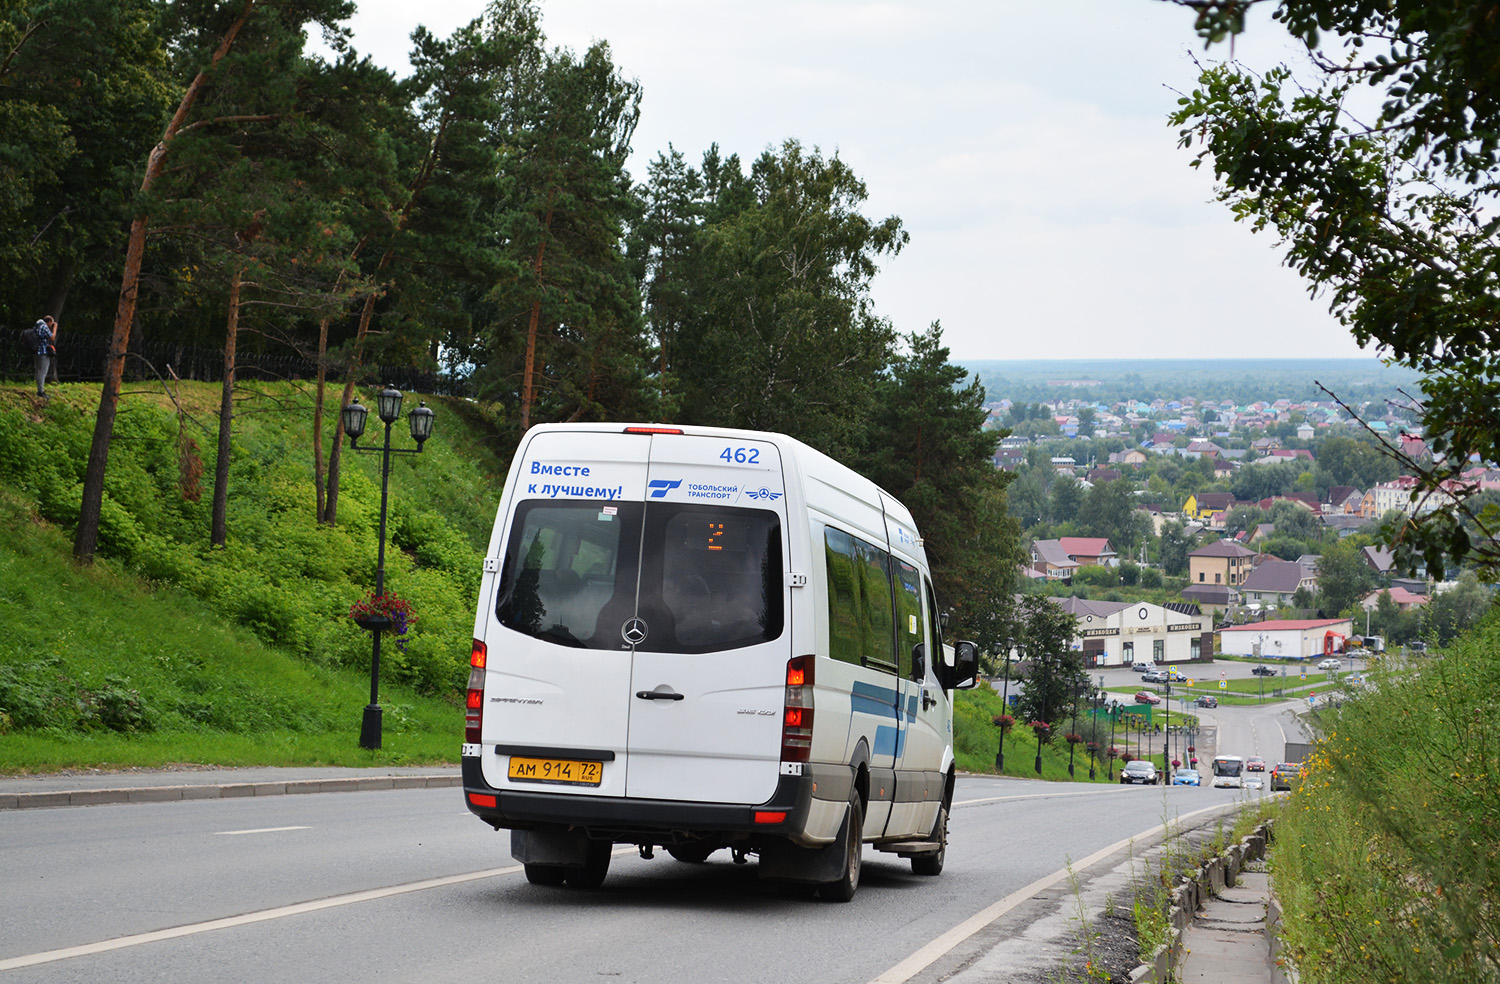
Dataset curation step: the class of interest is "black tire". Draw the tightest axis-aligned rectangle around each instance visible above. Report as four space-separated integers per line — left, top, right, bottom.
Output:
524 863 567 886
667 843 717 864
911 804 947 877
820 793 863 902
563 841 612 889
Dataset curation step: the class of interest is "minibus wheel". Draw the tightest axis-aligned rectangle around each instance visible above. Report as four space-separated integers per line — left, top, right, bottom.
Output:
820 792 863 902
564 841 612 889
524 864 567 886
911 804 948 876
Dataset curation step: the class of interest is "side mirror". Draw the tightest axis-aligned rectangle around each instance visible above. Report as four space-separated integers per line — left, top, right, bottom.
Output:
951 641 979 690
911 643 927 683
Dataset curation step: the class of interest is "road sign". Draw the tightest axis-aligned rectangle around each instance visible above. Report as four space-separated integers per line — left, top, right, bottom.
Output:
1308 692 1317 706
1219 679 1227 690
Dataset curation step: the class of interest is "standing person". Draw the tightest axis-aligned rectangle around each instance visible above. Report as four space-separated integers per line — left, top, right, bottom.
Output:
32 315 56 398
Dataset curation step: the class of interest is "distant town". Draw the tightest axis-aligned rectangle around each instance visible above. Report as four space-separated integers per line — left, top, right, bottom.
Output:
978 372 1491 662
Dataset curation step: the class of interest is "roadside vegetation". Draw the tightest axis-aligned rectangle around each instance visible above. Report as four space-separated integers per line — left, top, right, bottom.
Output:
1272 618 1500 983
0 381 499 769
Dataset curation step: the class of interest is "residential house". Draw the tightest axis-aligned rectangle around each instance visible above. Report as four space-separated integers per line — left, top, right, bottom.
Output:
1250 437 1282 454
1256 493 1320 513
1188 540 1258 589
1180 583 1240 613
1239 559 1317 609
1360 587 1430 612
1058 537 1117 567
1030 540 1080 581
1258 448 1315 465
1360 546 1395 577
1183 492 1237 521
1325 486 1362 514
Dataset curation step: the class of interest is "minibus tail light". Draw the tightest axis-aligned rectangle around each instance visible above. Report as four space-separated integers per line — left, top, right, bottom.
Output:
781 655 815 763
465 639 487 744
624 426 684 435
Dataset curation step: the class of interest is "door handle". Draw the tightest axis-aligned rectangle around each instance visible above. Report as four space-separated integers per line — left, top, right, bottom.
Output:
922 689 938 710
636 689 685 701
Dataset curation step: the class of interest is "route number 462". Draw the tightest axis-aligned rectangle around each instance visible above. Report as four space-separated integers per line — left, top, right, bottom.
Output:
719 446 760 464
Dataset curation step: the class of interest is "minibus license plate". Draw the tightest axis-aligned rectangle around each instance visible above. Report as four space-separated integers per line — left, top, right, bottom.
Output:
508 756 602 786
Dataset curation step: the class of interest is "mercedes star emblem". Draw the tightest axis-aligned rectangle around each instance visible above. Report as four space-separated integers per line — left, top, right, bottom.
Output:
622 617 648 646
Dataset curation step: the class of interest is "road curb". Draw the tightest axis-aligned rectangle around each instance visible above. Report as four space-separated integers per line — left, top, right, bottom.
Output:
0 774 462 810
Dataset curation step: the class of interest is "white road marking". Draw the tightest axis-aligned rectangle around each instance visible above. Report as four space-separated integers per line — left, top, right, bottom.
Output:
865 801 1242 984
0 846 640 971
954 787 1118 807
213 826 311 836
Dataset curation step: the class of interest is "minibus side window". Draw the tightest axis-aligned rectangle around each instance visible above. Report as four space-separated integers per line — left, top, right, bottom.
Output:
894 560 922 681
823 527 896 672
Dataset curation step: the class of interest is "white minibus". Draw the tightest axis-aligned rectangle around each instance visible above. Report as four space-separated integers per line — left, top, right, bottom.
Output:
461 423 979 900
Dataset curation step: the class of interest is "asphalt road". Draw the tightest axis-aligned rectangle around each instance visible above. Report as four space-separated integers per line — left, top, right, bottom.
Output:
0 753 1293 984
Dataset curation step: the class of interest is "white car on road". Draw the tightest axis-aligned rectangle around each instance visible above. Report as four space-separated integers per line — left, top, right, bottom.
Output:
1317 658 1343 670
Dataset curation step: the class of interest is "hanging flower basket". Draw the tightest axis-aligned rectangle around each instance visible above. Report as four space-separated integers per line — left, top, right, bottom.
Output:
1064 732 1084 745
349 591 417 649
992 713 1015 733
1029 720 1052 742
1107 745 1119 760
1171 759 1182 769
1121 752 1134 763
1190 757 1199 766
1086 741 1100 753
1187 745 1196 754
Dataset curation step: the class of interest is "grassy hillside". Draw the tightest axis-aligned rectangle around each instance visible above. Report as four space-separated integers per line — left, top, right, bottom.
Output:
0 379 1105 781
0 379 509 770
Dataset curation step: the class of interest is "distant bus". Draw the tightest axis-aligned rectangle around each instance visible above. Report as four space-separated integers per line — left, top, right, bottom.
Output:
1211 755 1244 789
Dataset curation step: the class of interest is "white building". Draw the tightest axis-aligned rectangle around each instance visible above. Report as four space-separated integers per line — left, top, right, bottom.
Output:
1219 617 1355 661
1051 597 1214 668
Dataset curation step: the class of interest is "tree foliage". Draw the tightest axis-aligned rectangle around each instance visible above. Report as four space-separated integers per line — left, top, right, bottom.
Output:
1165 0 1500 577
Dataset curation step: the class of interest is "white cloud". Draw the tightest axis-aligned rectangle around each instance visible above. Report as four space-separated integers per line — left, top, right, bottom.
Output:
335 0 1374 361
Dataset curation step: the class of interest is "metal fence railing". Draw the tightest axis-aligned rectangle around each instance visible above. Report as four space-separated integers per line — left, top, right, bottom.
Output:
0 333 470 397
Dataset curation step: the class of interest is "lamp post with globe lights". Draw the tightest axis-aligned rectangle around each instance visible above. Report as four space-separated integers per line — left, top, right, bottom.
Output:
341 387 435 750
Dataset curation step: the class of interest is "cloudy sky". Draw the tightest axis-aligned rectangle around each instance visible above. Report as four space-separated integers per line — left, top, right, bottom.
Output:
331 0 1374 364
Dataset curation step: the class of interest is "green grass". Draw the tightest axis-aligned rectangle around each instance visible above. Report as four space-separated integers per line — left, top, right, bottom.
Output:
0 491 457 770
0 380 502 771
1269 616 1500 983
954 682 1119 782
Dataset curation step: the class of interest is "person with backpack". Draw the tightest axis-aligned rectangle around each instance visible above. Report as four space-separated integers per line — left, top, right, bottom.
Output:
31 315 56 398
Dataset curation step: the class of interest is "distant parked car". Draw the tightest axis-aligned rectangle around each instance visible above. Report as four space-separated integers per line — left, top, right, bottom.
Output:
1133 691 1162 705
1132 661 1153 673
1251 665 1277 676
1317 658 1342 670
1121 760 1159 785
1196 695 1218 708
1141 669 1168 684
1271 762 1303 791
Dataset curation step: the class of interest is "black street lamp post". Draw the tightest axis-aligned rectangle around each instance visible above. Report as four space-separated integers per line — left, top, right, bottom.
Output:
1108 707 1117 780
1034 652 1049 776
342 387 435 751
1067 683 1082 778
995 639 1013 774
1161 681 1173 778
